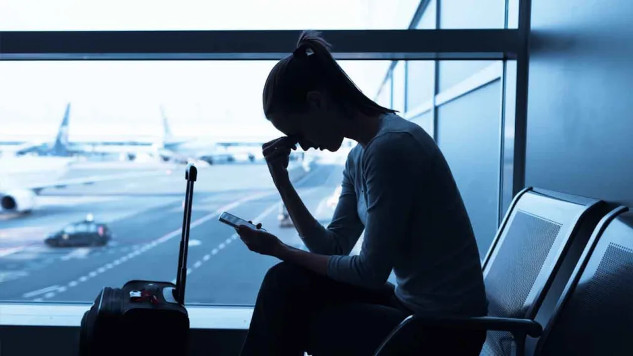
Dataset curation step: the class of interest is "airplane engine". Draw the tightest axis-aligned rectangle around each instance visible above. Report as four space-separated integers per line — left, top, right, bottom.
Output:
1 189 36 213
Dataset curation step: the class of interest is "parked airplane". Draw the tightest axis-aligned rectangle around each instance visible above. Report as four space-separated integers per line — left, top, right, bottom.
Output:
0 103 269 165
157 108 263 165
4 103 161 161
0 155 169 214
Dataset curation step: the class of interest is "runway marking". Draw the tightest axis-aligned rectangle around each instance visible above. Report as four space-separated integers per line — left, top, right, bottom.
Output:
0 270 29 283
32 190 277 301
61 248 91 261
23 285 61 298
0 246 26 258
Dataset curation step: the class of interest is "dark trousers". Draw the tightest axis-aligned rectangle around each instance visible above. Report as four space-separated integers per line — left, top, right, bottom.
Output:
240 262 485 356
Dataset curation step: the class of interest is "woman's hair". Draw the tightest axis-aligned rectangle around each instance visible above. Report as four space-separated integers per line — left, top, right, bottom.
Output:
263 30 395 118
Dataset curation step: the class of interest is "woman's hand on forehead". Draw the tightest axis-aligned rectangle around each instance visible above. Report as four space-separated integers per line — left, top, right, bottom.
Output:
262 136 299 157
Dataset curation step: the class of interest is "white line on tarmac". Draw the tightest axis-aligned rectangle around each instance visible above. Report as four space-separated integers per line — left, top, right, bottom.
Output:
23 285 61 298
0 246 26 258
35 190 277 300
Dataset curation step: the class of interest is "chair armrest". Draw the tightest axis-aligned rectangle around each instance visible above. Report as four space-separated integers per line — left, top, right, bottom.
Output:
374 315 542 356
402 315 542 337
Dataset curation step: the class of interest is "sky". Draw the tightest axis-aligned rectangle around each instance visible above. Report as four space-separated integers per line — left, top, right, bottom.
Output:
0 0 419 142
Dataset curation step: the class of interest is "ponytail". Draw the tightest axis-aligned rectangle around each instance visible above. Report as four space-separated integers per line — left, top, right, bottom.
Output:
263 31 395 118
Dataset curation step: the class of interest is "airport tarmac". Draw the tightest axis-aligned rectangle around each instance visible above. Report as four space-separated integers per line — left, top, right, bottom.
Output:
0 159 346 306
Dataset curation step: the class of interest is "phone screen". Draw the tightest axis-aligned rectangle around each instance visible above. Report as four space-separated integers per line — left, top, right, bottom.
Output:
219 212 263 231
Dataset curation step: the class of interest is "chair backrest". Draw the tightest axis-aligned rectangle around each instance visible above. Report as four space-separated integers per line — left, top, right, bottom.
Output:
535 206 632 356
480 188 606 355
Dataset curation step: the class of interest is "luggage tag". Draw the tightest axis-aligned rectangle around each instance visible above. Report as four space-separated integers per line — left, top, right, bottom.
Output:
130 289 159 305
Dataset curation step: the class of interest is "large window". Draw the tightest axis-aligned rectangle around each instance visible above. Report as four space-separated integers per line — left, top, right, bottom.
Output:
0 0 525 322
0 60 389 305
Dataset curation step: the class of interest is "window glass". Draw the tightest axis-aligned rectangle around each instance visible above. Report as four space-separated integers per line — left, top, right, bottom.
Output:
507 0 520 29
436 81 502 257
415 0 437 29
438 61 496 93
392 62 406 113
439 0 505 29
0 60 387 305
376 76 393 109
409 111 434 138
0 0 421 30
406 60 435 112
0 58 511 304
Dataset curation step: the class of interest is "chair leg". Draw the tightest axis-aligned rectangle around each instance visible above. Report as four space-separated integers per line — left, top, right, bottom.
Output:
513 332 526 356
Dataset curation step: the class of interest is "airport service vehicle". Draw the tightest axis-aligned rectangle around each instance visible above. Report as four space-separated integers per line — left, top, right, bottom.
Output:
278 204 295 228
45 215 112 247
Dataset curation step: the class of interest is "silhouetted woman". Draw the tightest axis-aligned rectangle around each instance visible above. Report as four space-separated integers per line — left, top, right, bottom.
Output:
236 31 487 356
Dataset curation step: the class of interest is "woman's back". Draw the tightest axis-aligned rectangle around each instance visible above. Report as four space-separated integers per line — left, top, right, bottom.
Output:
336 113 487 316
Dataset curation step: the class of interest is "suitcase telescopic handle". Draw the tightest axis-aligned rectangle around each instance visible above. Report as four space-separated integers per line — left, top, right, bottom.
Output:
175 163 197 304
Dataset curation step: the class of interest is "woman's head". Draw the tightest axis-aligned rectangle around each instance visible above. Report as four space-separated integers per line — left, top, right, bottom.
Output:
263 31 394 151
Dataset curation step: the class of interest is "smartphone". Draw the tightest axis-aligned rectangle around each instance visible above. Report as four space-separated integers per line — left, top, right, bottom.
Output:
219 212 266 231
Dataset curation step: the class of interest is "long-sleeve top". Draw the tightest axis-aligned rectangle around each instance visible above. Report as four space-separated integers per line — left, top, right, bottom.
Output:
301 113 487 316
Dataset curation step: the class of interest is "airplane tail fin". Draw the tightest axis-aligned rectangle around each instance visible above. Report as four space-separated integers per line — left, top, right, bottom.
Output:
52 103 71 155
160 106 174 143
160 105 175 147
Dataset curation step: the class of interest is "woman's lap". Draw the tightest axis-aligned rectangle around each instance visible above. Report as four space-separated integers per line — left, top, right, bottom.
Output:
243 262 485 356
241 262 409 355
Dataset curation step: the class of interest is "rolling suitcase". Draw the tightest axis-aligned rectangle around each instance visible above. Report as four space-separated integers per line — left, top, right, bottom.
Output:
79 164 197 356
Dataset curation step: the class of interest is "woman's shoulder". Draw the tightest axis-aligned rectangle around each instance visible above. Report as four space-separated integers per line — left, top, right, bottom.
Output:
364 114 436 163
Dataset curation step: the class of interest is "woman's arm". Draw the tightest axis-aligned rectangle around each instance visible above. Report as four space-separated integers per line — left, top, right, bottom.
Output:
274 175 321 241
327 134 418 288
263 137 364 255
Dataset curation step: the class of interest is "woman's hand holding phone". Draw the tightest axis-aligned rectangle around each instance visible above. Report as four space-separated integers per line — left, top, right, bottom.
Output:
262 136 299 187
236 224 285 257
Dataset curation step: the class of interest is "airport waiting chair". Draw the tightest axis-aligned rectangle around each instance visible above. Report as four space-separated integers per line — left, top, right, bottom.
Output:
374 187 609 356
534 206 632 356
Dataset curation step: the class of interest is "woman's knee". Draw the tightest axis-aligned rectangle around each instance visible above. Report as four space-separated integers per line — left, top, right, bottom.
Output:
261 262 313 292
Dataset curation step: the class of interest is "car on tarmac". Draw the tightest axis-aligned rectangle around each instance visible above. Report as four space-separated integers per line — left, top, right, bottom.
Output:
45 214 112 247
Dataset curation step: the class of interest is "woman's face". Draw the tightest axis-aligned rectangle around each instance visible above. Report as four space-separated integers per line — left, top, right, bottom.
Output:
269 92 345 152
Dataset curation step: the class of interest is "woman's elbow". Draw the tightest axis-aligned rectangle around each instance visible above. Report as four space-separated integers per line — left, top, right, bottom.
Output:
357 267 391 289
